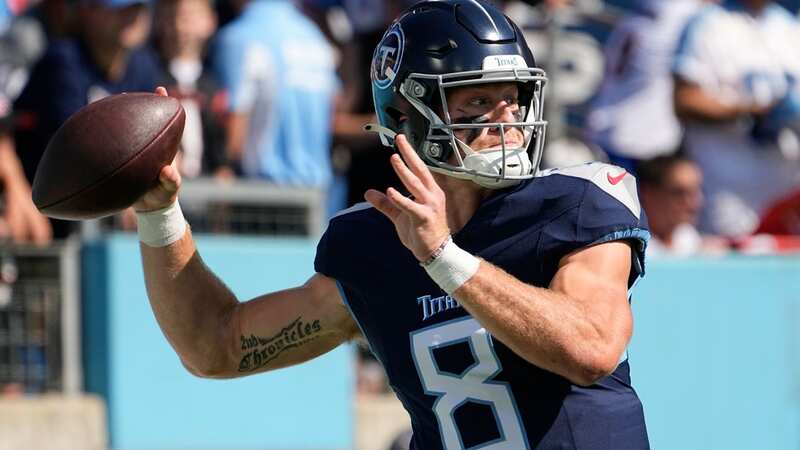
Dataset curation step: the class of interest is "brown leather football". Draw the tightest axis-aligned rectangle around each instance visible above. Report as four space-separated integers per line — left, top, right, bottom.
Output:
32 93 185 220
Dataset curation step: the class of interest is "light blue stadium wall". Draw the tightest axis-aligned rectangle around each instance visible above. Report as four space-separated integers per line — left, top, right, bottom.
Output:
82 234 354 450
629 255 800 450
83 235 800 450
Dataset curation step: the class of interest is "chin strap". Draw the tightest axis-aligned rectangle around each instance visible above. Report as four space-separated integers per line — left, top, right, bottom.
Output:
455 138 478 158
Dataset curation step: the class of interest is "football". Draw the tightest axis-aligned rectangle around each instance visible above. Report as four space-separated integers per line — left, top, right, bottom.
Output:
32 92 185 220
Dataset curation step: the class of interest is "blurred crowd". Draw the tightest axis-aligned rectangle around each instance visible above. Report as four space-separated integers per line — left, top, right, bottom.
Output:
587 0 800 256
0 0 797 253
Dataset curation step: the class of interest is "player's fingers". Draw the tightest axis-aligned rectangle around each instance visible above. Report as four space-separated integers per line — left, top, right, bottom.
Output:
159 165 181 193
29 221 52 247
390 153 429 202
395 135 437 188
24 208 52 247
4 205 27 243
386 187 427 221
365 189 401 222
155 86 168 97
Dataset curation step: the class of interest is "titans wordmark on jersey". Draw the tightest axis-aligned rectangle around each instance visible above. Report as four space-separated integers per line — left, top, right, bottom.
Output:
315 162 651 450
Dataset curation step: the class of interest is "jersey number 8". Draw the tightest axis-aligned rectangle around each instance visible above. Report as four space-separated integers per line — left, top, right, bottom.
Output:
410 317 529 449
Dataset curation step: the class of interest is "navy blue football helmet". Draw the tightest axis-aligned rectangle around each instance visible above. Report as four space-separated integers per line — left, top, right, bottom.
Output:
367 0 548 188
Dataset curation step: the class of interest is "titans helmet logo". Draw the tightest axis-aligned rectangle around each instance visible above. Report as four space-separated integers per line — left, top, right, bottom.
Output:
372 23 405 90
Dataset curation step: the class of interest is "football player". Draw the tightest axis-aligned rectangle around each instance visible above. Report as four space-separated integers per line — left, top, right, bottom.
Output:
135 1 651 448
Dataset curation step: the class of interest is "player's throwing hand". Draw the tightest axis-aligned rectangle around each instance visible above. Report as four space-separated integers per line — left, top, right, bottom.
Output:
133 87 182 213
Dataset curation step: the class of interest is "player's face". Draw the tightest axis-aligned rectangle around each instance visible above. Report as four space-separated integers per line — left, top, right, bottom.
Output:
660 161 703 225
446 82 525 152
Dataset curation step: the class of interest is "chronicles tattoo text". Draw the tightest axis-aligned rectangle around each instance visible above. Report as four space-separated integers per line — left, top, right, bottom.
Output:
238 317 322 372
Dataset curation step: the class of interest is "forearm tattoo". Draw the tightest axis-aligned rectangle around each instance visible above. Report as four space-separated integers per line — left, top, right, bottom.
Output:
238 317 322 372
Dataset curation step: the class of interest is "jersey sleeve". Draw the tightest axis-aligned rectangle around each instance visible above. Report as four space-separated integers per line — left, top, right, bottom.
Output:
314 203 379 282
538 163 650 283
314 221 336 278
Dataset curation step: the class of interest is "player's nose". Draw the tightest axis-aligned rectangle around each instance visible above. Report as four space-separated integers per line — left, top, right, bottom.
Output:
484 102 521 138
487 102 519 129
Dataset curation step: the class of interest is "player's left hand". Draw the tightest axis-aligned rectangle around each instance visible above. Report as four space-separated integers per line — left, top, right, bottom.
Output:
365 134 451 262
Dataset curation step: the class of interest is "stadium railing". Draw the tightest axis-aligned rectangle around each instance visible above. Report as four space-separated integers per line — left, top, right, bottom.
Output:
80 177 327 239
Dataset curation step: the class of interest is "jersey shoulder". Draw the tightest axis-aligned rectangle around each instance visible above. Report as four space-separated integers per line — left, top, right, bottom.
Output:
535 162 649 279
328 201 384 225
538 161 642 220
314 203 397 281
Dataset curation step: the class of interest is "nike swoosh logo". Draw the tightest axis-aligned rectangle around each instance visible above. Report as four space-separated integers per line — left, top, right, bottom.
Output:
607 170 627 185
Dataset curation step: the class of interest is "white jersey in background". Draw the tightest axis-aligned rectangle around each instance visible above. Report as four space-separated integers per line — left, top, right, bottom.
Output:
673 1 800 236
586 0 703 160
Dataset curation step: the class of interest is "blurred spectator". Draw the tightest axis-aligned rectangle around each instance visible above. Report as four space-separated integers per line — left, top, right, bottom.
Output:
34 0 79 39
638 153 726 256
672 0 800 237
0 2 52 246
153 0 229 179
0 132 52 245
13 0 159 237
736 186 800 252
585 0 704 174
211 0 339 208
300 0 405 209
0 10 47 101
755 188 800 235
0 0 23 29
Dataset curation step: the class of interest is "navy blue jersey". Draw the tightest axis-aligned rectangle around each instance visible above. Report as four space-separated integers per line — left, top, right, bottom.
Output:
315 162 651 450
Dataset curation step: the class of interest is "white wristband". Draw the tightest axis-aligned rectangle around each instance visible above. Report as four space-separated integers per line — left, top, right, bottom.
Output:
422 237 480 295
136 201 187 247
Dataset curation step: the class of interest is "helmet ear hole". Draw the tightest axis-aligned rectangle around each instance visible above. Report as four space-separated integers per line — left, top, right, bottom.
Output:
400 112 431 149
386 106 405 123
398 118 419 144
399 115 454 163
